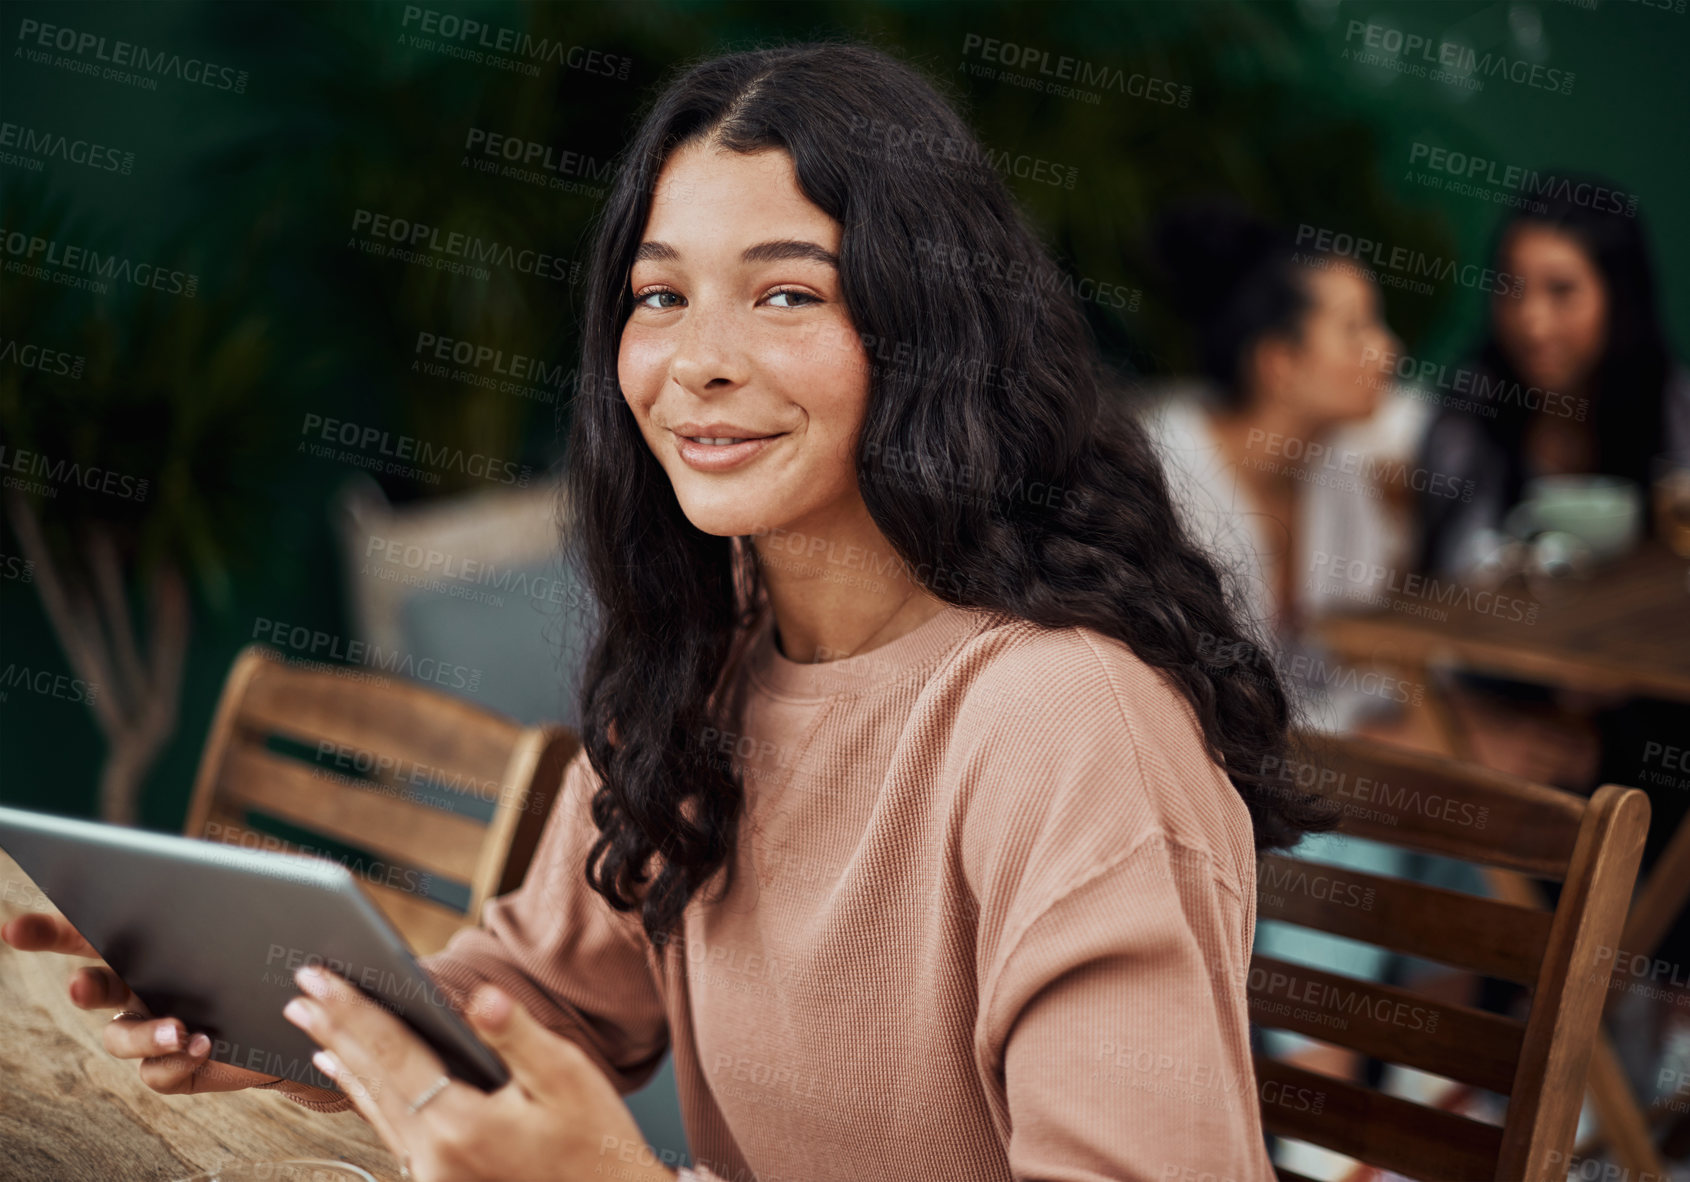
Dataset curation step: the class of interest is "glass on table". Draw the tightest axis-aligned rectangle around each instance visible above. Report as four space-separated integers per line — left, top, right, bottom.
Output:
171 1161 378 1182
1652 454 1690 559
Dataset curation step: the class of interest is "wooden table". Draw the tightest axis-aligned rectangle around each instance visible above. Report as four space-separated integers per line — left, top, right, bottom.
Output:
0 850 402 1182
1311 539 1690 1175
1314 540 1690 705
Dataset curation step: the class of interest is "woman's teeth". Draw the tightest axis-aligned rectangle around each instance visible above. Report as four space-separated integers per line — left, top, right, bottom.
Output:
690 437 746 445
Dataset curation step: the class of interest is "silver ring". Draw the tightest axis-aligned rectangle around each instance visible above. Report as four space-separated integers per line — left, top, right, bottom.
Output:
407 1074 450 1114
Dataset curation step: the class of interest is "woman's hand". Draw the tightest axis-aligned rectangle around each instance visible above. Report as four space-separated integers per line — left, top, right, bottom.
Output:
0 912 288 1096
284 965 675 1182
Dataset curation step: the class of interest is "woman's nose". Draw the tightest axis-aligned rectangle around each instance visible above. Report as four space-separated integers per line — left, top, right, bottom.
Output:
669 301 749 394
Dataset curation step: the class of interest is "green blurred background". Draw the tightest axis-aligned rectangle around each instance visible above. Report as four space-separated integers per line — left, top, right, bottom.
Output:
5 0 1687 824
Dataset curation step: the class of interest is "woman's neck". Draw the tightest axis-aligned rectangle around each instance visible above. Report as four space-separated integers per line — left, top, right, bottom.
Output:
749 498 947 663
1205 400 1324 501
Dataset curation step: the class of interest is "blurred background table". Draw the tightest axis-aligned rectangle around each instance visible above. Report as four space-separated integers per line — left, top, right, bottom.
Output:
0 850 401 1182
1314 540 1690 710
1313 539 1690 1174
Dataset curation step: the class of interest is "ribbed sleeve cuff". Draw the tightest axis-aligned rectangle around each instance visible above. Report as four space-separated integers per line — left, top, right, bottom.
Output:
262 1076 355 1114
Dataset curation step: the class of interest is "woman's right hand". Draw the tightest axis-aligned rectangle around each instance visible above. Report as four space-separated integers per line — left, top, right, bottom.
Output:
1 911 281 1095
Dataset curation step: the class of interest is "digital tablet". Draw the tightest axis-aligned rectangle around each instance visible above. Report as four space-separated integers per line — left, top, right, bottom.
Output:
0 805 509 1094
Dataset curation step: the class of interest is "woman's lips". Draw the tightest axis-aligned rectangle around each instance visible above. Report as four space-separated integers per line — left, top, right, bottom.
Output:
672 431 785 472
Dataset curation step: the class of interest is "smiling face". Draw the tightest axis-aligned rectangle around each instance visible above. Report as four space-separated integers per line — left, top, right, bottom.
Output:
1492 223 1608 394
618 141 873 540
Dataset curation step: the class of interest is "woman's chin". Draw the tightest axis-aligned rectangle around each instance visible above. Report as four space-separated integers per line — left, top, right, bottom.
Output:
675 498 783 540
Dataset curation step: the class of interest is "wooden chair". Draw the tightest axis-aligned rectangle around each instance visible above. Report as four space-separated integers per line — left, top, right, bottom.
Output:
1251 733 1649 1182
183 644 577 954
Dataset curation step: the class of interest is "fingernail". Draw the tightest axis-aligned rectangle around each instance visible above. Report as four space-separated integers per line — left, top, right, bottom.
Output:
283 998 313 1030
155 1024 181 1051
295 965 329 998
312 1049 340 1080
188 1033 210 1056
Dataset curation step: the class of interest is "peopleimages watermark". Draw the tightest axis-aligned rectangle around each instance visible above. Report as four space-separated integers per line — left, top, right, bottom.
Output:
0 336 86 380
749 521 970 598
844 115 1080 190
1341 19 1575 96
0 444 149 502
1195 631 1427 712
1295 224 1522 299
0 121 133 176
203 822 435 899
411 330 572 405
252 617 485 693
861 440 1078 514
13 17 250 93
1635 739 1690 793
1405 143 1638 218
1361 346 1588 422
913 238 1141 312
960 34 1192 108
1309 550 1540 625
461 127 614 197
1243 428 1476 503
348 209 578 284
1258 753 1492 830
398 6 630 80
0 230 199 297
0 663 99 706
361 533 584 611
298 412 533 488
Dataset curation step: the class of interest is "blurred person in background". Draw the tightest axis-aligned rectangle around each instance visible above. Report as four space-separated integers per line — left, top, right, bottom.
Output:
1415 184 1690 1117
1418 183 1690 579
1143 201 1420 735
1140 205 1493 1178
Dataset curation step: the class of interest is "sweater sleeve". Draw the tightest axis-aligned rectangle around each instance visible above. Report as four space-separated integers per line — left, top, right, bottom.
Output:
984 836 1269 1182
276 745 670 1115
957 631 1270 1181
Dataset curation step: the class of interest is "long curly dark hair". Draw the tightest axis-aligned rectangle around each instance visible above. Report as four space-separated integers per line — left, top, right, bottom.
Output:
566 40 1331 944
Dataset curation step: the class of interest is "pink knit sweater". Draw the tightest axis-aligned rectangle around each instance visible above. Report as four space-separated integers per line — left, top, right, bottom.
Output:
286 603 1272 1181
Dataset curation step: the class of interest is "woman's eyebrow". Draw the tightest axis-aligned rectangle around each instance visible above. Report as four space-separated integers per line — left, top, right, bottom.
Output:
742 239 838 267
632 240 838 267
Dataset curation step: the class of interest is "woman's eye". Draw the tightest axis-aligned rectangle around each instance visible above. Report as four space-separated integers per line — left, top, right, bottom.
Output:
634 288 683 309
765 288 819 309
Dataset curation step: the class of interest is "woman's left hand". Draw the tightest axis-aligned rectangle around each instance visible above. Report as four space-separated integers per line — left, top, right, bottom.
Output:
284 965 675 1182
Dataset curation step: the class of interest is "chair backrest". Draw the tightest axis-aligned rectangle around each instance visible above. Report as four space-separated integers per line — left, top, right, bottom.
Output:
183 644 577 954
1251 733 1649 1182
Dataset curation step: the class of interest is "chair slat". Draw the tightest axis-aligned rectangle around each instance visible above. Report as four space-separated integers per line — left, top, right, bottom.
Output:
1288 735 1584 879
1248 955 1525 1095
239 656 519 784
220 741 486 882
1254 1055 1503 1181
1257 853 1551 983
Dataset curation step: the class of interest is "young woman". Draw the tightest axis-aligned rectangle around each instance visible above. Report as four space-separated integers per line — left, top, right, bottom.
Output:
4 43 1330 1182
1417 183 1690 577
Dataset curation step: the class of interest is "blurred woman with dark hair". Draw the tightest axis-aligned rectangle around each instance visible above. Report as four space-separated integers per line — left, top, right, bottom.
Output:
1418 180 1690 577
1414 184 1690 1108
5 41 1333 1182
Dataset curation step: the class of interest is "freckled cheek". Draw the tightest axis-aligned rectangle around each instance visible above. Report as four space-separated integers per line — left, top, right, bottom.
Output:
760 327 871 437
617 328 669 416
